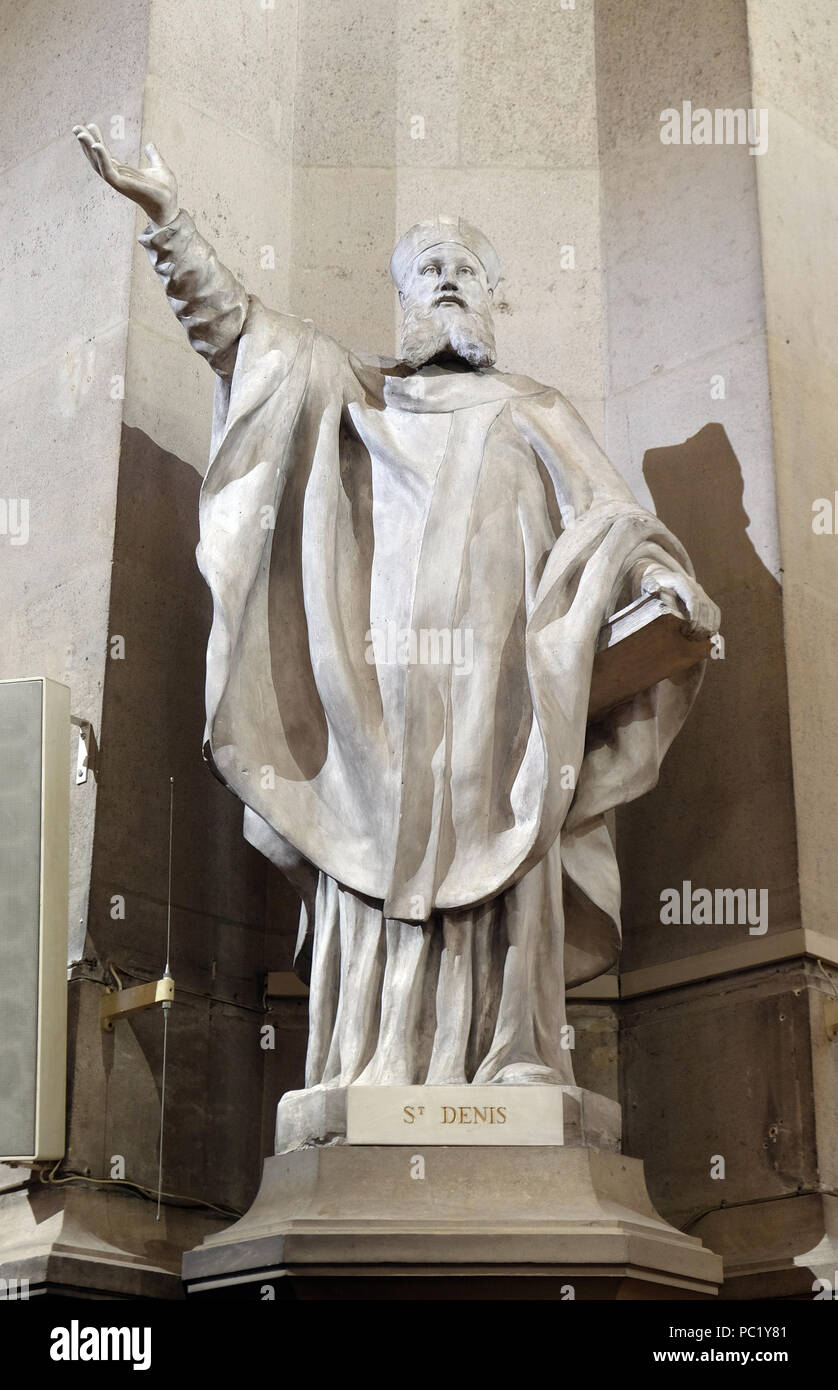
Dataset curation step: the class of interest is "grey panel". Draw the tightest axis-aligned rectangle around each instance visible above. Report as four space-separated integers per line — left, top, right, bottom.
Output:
0 680 42 1156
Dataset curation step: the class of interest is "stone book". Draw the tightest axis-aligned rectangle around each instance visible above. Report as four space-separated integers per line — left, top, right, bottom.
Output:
589 593 712 720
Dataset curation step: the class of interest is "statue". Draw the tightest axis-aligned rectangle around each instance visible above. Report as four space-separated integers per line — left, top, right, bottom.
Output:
74 126 719 1128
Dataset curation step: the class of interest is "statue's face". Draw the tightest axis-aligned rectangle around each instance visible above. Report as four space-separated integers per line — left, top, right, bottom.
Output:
401 243 492 315
398 241 497 369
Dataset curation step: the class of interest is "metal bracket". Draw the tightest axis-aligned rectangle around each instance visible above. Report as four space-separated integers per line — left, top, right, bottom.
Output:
825 997 838 1041
70 715 97 785
100 975 175 1031
266 970 309 999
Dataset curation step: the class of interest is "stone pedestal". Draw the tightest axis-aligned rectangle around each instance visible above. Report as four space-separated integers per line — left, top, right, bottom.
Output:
276 1083 622 1153
0 1183 223 1299
182 1145 722 1300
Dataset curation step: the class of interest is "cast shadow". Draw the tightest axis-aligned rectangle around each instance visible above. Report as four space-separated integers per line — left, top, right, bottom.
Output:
616 423 799 970
79 425 300 1213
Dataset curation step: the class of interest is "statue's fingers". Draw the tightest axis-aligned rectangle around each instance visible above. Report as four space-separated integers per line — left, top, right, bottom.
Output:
689 594 706 629
83 123 109 172
143 141 164 168
668 582 693 622
74 128 95 163
695 604 713 636
676 581 695 615
75 127 105 176
91 141 122 187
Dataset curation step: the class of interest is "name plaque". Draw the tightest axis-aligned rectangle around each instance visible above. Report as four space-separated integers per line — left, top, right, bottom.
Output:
346 1085 565 1146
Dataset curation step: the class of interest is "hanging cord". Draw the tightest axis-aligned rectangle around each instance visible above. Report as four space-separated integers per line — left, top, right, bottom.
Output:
156 777 175 1222
38 1160 241 1219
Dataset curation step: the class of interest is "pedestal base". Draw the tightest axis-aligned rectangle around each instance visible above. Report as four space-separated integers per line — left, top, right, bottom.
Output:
275 1083 622 1153
0 1184 225 1299
182 1145 722 1299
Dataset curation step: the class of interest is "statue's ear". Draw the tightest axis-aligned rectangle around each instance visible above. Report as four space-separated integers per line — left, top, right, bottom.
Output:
398 289 406 307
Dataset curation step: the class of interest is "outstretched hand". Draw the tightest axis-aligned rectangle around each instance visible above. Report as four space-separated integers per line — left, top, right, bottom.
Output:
73 124 179 227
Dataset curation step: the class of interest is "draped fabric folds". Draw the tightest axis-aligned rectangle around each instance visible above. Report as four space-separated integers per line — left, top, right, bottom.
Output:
196 297 703 1085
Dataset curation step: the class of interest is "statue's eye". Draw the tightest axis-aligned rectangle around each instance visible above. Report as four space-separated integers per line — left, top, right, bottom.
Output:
421 264 438 275
459 265 474 275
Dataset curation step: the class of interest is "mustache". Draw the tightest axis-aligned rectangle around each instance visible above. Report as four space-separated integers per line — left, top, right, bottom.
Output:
399 300 497 369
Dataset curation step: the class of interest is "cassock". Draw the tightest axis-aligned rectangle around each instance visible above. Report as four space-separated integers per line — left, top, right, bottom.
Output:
141 211 704 1091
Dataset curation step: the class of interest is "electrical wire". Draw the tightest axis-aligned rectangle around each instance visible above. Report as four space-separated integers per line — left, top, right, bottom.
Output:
156 776 175 1222
682 1185 838 1232
164 776 174 979
38 1159 241 1220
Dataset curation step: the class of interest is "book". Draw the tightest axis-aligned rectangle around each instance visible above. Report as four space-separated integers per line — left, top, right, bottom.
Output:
588 592 712 720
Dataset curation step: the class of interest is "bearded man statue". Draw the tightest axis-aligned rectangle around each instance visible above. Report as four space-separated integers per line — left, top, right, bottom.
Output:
74 127 719 1145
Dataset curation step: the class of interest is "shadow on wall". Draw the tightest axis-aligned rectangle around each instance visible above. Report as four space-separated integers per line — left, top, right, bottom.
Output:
617 422 799 970
73 425 300 1215
616 425 817 1279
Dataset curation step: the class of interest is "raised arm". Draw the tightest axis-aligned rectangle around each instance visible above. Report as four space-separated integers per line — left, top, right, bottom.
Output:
73 123 247 377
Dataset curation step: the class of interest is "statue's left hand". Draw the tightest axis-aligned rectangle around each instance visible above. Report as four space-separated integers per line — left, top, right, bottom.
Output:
640 564 720 637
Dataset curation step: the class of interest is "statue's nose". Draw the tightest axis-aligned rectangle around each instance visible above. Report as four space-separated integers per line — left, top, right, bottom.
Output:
439 275 459 291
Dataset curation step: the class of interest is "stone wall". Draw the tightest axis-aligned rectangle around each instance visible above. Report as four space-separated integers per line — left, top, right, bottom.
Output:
0 0 148 969
596 0 833 1295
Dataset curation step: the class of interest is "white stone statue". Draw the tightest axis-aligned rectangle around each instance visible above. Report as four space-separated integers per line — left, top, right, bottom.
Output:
75 128 719 1115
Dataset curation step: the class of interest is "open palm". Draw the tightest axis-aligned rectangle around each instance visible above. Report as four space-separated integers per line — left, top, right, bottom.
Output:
73 123 179 226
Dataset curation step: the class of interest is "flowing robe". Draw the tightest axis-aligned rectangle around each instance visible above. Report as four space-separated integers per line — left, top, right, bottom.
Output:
140 212 704 1091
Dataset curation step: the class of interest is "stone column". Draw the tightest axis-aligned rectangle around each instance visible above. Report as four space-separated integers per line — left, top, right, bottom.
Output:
745 0 838 1291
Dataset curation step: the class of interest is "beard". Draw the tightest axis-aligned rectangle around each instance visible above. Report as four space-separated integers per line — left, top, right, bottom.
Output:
399 300 497 369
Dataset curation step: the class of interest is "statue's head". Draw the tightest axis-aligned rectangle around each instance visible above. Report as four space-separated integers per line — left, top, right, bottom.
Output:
390 216 500 369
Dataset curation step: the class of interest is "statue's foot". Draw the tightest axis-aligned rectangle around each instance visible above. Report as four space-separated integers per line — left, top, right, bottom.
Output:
481 1062 569 1086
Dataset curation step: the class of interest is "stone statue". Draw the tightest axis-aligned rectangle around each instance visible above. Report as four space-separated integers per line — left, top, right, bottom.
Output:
74 127 719 1129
